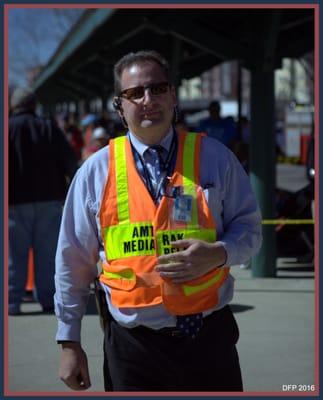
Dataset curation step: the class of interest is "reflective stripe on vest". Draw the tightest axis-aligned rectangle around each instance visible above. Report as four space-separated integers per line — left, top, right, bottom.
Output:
104 222 155 259
155 228 215 255
182 132 198 226
182 267 226 296
115 137 130 223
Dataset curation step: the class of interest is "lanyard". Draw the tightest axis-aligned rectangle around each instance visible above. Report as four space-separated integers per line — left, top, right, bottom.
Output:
129 131 178 202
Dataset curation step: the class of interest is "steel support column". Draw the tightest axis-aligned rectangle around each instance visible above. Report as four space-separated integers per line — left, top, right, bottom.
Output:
170 37 182 95
249 67 276 277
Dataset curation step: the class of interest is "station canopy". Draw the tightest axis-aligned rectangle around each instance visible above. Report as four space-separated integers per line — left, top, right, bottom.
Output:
33 7 314 105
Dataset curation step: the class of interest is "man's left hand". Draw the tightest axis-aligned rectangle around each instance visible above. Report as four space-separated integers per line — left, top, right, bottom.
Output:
156 239 227 283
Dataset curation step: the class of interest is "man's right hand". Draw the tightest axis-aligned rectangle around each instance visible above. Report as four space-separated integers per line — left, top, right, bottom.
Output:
59 342 91 390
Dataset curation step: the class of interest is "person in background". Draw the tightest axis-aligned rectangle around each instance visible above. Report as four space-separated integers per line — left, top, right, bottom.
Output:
9 87 78 315
55 50 262 392
232 116 250 173
197 100 238 149
175 110 189 135
82 126 110 160
80 112 98 150
62 113 84 162
97 110 116 139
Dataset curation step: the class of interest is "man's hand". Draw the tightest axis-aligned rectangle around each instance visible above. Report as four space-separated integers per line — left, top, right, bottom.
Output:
59 342 91 391
156 239 227 283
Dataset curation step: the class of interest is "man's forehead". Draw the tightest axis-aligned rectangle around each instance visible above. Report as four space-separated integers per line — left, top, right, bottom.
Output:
121 61 165 79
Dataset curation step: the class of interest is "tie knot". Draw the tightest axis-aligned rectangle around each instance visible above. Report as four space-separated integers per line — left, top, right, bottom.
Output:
148 145 164 155
146 145 165 164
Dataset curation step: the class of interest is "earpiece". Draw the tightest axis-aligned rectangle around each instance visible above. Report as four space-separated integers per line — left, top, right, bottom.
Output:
112 97 122 111
112 97 128 128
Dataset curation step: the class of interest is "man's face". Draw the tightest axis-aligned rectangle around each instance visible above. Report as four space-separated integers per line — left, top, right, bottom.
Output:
118 61 176 144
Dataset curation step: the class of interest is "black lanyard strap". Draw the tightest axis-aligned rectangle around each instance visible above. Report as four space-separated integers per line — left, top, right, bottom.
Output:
129 131 178 202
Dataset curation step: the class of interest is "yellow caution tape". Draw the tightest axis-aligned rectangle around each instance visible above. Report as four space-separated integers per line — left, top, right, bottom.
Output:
262 219 314 225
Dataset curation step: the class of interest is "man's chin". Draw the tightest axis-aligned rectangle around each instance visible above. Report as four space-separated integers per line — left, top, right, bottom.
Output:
140 118 162 128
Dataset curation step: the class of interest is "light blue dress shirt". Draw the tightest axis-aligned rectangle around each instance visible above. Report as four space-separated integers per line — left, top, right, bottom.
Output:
54 130 262 341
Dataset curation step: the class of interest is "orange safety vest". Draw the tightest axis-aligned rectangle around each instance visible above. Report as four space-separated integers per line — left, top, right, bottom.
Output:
99 132 230 315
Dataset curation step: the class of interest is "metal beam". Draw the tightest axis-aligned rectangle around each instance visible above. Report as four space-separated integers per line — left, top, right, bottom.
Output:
280 14 313 31
170 37 182 90
58 78 97 98
72 72 111 92
146 18 246 61
263 11 283 71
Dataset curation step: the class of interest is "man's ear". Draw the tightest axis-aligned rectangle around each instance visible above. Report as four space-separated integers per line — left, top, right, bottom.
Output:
113 97 128 128
112 97 122 112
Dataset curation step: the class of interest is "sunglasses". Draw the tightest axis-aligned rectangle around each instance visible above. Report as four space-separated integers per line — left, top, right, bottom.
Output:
119 81 170 101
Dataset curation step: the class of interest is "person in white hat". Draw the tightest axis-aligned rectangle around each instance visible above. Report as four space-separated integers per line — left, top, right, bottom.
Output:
82 126 110 160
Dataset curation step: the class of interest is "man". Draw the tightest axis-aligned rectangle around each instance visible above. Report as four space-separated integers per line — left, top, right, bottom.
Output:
9 87 78 315
56 50 262 391
197 100 238 148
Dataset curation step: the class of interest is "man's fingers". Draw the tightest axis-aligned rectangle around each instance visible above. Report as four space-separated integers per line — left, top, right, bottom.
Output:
170 239 193 248
61 373 91 391
155 262 184 272
61 374 86 391
79 363 91 389
59 344 91 391
157 240 196 264
172 275 195 283
158 270 186 278
158 251 187 264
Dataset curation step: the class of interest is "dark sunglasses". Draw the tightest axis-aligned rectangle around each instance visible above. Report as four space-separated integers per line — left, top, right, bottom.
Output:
119 81 170 101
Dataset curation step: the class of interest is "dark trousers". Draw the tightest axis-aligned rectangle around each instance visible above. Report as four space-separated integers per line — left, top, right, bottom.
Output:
103 305 243 392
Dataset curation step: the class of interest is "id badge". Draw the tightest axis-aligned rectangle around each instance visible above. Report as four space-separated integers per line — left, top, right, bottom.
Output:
172 195 193 222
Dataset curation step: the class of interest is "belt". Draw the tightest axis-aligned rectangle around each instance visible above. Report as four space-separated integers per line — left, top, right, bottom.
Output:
132 306 228 338
129 323 185 338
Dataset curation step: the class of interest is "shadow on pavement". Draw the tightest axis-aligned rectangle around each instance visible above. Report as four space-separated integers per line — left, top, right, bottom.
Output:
230 303 254 313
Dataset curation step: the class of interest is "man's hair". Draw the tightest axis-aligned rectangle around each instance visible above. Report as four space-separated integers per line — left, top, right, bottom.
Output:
209 100 220 112
114 50 170 95
10 87 37 112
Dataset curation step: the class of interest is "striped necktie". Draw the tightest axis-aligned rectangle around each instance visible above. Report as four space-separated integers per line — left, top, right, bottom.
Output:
146 145 165 202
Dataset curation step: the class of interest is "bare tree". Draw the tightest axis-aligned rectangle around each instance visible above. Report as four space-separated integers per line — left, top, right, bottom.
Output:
8 8 84 87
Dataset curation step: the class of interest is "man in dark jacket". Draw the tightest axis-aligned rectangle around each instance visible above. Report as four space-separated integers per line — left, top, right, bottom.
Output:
9 87 78 315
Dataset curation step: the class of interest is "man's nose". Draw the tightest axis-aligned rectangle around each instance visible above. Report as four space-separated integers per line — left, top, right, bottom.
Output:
142 88 153 104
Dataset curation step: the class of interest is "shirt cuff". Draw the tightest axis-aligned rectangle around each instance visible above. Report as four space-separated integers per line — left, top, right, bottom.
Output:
55 319 82 342
217 240 235 266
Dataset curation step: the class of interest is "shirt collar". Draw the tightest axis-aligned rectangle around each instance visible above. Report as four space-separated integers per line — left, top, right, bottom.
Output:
127 128 174 158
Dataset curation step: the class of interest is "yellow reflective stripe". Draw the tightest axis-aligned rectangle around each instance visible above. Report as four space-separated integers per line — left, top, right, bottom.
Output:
183 133 198 225
104 222 155 260
186 226 216 242
183 268 225 296
156 228 215 255
103 268 135 280
114 137 130 223
182 133 196 192
262 219 314 225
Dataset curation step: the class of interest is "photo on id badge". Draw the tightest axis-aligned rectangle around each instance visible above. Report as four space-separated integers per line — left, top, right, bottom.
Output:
173 194 193 223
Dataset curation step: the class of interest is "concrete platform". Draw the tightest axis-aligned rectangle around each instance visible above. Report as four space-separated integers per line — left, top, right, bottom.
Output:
7 258 316 394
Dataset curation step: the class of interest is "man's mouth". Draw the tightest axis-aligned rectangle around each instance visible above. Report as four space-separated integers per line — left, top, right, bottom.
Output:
142 110 161 119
